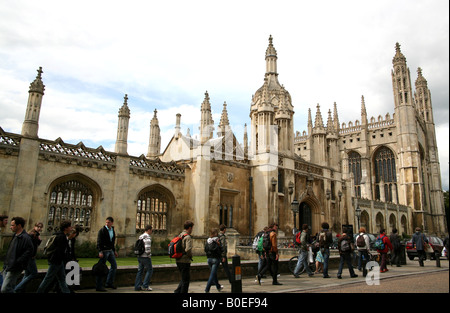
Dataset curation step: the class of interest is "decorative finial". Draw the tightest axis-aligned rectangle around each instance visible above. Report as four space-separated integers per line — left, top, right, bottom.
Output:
124 94 128 104
37 67 43 79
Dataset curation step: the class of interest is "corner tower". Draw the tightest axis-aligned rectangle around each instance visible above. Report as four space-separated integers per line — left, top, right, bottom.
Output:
22 67 45 138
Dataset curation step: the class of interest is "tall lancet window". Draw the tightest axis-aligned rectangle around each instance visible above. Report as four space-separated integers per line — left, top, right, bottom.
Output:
47 179 94 233
348 151 362 198
136 187 171 234
374 146 397 202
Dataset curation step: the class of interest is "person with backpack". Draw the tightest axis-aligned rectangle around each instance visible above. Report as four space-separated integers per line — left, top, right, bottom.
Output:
256 223 282 286
411 227 428 267
337 227 358 279
389 228 402 267
1 217 34 293
253 227 268 273
293 224 314 278
376 229 393 273
36 220 72 293
355 227 370 276
218 224 232 284
204 228 224 293
318 222 333 278
134 224 153 291
174 220 194 293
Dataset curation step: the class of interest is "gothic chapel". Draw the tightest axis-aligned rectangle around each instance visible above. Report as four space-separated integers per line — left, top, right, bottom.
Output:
0 37 446 253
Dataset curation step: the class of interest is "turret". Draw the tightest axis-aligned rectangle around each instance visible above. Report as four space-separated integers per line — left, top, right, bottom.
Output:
21 67 45 138
147 109 161 158
115 94 130 155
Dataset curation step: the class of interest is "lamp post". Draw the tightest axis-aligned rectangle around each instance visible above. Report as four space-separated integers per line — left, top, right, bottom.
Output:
355 205 361 230
291 198 299 230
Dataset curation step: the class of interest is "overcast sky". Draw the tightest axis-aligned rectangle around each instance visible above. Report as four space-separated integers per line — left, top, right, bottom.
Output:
0 0 448 190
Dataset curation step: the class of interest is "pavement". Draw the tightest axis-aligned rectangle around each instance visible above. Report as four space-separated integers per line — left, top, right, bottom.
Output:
77 258 449 293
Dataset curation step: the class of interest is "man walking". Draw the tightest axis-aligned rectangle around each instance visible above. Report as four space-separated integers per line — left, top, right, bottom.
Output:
1 217 33 293
134 225 153 291
257 222 282 285
412 227 428 267
293 224 314 278
318 222 333 278
218 224 232 284
174 220 194 293
36 220 72 293
96 217 118 291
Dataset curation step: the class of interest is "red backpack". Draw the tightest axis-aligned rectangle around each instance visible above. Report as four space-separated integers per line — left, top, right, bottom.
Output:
168 234 187 258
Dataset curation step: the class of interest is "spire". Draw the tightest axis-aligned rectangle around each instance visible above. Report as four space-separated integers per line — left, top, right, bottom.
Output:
392 42 406 65
307 108 313 134
326 109 335 133
147 108 161 158
29 66 45 95
217 101 230 137
115 94 131 155
361 95 367 116
118 94 130 118
199 91 214 143
22 67 45 137
333 102 340 132
265 35 278 76
415 67 428 88
314 104 324 128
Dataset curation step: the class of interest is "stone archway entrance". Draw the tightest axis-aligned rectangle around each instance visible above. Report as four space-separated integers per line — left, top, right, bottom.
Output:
298 197 321 234
299 202 312 231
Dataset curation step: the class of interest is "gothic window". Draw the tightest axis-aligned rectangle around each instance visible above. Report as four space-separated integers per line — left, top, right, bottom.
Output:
47 180 93 233
348 151 362 198
219 190 238 228
374 146 398 202
136 187 170 234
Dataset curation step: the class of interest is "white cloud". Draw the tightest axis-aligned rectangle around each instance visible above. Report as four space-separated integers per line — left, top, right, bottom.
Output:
0 0 448 189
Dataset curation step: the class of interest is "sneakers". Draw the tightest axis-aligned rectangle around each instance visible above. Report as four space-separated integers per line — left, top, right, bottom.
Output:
141 286 153 291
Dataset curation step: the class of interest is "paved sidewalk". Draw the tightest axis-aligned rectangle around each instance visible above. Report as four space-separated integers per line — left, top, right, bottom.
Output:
77 259 448 293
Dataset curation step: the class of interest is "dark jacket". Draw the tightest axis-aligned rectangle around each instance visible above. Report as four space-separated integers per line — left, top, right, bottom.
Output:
319 229 333 249
97 225 116 252
412 232 428 251
28 229 42 257
3 230 33 272
48 231 70 264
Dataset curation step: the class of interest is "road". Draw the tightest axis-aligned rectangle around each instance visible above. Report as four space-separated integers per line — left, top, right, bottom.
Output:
300 270 449 293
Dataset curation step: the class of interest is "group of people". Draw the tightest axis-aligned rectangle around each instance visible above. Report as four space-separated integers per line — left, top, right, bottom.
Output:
0 216 81 293
0 215 116 293
1 213 448 293
172 221 232 293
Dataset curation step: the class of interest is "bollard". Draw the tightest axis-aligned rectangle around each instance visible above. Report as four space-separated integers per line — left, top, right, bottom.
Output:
435 251 441 267
231 254 242 293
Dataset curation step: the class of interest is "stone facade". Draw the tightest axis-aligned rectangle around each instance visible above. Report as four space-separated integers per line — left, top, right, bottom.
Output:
0 38 446 254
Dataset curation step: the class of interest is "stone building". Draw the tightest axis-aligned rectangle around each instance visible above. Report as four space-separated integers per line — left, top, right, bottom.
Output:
0 37 446 253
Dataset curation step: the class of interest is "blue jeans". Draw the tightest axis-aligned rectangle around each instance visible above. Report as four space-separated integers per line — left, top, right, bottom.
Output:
337 253 356 277
15 258 38 292
294 249 313 275
96 250 117 289
205 258 221 292
36 261 70 293
135 257 153 290
322 248 330 277
1 270 22 293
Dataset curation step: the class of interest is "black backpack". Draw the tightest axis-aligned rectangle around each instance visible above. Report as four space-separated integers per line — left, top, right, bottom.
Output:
262 231 272 251
134 238 145 256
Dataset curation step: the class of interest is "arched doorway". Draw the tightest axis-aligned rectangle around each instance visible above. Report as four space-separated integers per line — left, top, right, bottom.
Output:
298 202 312 231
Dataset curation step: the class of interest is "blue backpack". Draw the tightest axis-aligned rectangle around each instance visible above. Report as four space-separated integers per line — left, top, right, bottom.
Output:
374 235 386 250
